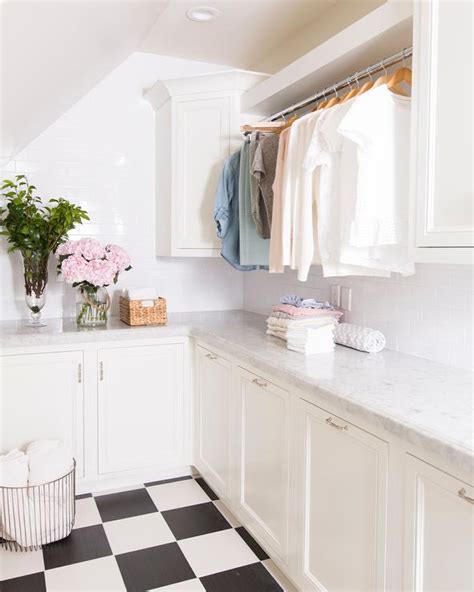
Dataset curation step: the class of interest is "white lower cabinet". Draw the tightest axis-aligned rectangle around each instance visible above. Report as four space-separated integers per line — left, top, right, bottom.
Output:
404 455 474 592
234 367 291 565
0 351 84 476
296 398 388 592
195 346 232 499
97 343 185 475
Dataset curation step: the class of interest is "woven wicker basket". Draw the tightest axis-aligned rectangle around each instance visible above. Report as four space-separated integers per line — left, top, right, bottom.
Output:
119 296 167 326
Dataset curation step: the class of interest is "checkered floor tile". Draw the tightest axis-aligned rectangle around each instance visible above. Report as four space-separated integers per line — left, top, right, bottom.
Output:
0 475 296 592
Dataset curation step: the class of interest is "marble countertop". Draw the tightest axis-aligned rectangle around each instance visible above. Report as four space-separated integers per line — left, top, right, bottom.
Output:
1 311 472 473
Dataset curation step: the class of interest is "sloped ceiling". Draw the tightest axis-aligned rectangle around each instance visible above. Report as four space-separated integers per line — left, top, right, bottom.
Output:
0 0 167 161
140 0 336 70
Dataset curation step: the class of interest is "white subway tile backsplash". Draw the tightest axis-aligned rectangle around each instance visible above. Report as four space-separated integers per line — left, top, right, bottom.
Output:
0 53 242 321
243 265 474 370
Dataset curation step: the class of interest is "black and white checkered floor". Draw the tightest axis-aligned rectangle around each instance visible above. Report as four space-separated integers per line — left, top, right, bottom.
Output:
0 475 296 591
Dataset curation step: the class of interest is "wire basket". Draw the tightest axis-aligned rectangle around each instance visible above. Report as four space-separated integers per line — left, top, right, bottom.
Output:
0 460 76 552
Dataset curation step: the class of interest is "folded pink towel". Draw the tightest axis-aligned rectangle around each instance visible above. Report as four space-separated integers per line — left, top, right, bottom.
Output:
272 304 343 319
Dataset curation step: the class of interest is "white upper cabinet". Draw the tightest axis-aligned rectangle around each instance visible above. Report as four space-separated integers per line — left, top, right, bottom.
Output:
145 70 267 257
411 0 474 260
0 351 84 477
404 455 474 592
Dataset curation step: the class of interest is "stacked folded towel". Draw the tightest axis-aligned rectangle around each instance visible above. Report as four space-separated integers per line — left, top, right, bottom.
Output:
0 440 74 547
266 297 342 342
287 323 336 355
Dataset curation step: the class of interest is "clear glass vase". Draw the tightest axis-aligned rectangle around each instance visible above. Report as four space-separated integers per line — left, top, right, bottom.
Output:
23 253 49 327
76 287 110 327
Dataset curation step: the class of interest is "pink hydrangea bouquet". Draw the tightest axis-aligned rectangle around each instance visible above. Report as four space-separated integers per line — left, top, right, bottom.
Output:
57 238 131 326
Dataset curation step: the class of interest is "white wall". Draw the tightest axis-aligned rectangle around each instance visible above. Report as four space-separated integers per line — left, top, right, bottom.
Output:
243 265 474 370
0 52 244 321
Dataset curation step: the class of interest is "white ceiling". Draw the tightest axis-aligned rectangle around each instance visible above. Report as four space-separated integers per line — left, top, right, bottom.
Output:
140 0 337 70
0 0 353 161
0 0 167 160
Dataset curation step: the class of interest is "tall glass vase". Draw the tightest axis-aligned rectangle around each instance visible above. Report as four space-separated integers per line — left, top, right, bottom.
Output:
76 286 110 327
22 253 49 327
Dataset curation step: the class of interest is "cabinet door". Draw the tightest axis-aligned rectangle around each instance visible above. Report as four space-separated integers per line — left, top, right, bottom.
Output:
404 455 474 592
0 351 84 476
297 399 388 592
413 0 473 248
235 367 290 564
98 344 184 474
195 346 231 499
175 95 231 252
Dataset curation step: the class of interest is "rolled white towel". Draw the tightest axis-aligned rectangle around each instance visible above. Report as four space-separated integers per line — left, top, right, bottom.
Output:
334 323 386 353
0 449 28 487
27 440 73 486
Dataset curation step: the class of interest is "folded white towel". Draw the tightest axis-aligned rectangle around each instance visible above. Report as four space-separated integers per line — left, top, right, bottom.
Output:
266 328 287 341
288 343 335 355
27 440 73 486
334 323 386 353
0 449 28 487
267 316 337 330
127 287 158 301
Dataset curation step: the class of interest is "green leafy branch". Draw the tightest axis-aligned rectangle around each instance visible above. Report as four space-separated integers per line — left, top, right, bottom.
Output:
0 174 90 258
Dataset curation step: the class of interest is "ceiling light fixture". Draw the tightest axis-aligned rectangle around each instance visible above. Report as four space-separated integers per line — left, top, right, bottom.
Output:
186 6 221 22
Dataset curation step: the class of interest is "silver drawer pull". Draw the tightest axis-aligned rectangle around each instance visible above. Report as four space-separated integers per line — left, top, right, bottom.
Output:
252 378 268 388
458 488 474 505
206 353 217 360
99 361 104 381
326 417 348 431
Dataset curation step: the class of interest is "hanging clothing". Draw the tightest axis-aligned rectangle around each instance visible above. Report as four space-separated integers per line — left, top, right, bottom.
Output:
287 111 323 281
213 149 257 271
338 85 412 248
303 100 391 278
239 138 269 266
338 85 414 275
248 132 265 236
269 127 291 273
251 133 280 239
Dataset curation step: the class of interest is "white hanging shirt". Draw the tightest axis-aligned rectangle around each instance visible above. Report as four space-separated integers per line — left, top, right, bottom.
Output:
277 112 321 281
338 84 412 248
303 101 391 278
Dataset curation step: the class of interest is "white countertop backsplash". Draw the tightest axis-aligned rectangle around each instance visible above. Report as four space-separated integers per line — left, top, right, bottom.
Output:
1 311 472 473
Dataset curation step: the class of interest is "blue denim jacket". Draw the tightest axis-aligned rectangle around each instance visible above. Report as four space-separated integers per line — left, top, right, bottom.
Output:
214 149 257 271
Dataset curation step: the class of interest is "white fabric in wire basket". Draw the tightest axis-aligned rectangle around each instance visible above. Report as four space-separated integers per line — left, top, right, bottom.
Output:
334 323 386 353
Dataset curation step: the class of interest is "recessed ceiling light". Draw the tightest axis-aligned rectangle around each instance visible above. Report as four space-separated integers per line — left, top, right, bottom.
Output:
186 6 221 22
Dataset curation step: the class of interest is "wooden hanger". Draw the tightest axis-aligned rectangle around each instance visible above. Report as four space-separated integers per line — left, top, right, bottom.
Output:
340 77 361 103
386 66 412 96
372 60 388 88
240 121 287 134
357 69 375 96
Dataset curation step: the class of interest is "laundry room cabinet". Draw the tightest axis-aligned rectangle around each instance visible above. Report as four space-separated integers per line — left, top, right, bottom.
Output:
0 350 85 476
144 70 267 258
411 0 473 260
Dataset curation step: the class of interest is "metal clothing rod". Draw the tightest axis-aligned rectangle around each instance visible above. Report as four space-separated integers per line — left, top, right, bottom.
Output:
266 46 413 122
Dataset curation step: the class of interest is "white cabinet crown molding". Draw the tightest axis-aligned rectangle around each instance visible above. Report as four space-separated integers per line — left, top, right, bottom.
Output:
144 69 268 111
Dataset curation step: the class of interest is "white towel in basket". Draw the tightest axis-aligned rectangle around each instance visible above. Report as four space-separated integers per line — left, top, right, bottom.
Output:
334 323 386 353
27 440 73 486
0 449 28 487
